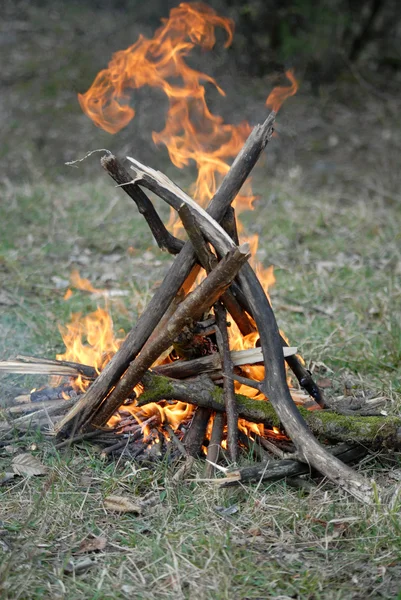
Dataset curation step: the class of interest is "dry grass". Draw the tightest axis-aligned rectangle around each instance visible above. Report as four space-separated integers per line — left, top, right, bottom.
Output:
1 173 401 599
1 446 401 599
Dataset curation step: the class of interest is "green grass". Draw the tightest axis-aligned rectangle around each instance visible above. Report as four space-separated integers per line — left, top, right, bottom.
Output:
1 171 401 598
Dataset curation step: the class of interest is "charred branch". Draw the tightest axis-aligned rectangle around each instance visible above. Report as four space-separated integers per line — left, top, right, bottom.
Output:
221 206 240 245
205 412 225 477
183 407 212 457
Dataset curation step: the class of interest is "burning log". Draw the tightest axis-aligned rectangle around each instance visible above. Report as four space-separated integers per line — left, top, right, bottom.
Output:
138 373 401 450
120 157 376 501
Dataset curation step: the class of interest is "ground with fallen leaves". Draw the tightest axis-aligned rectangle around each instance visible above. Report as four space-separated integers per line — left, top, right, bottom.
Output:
1 2 401 599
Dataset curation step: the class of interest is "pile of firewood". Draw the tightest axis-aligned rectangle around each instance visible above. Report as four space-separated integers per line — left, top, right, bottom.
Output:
1 111 400 503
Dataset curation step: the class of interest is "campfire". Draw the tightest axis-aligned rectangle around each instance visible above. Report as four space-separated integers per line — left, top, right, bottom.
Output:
1 3 400 505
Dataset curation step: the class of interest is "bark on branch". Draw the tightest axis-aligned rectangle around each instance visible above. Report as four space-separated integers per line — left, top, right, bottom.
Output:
138 373 401 450
101 154 184 255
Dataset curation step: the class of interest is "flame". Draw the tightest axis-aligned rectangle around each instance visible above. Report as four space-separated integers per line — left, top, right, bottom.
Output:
63 269 105 300
265 69 298 112
78 1 247 214
78 3 296 235
57 308 124 391
69 269 103 293
60 4 302 444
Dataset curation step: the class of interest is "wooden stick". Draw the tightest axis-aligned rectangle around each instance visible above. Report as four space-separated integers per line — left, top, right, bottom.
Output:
54 429 111 450
178 202 256 337
100 429 144 457
219 444 369 487
284 350 326 407
154 354 221 379
55 113 275 437
214 303 239 463
0 397 78 433
178 203 215 272
0 357 96 379
221 206 240 245
0 346 296 391
183 407 211 457
6 399 71 415
164 424 188 458
238 430 269 462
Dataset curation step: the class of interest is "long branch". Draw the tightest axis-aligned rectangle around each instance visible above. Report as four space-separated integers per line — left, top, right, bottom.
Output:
219 444 369 487
101 154 184 255
138 373 401 449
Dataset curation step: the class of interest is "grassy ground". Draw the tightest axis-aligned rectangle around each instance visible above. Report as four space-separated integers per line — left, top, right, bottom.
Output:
1 173 401 599
1 1 401 598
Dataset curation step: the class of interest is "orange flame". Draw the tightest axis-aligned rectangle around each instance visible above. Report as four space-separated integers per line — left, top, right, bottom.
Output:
78 2 255 222
265 69 298 112
78 3 297 227
63 269 105 300
69 269 103 294
57 307 124 391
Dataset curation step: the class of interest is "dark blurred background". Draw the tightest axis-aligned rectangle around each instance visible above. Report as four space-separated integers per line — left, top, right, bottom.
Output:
1 0 400 191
